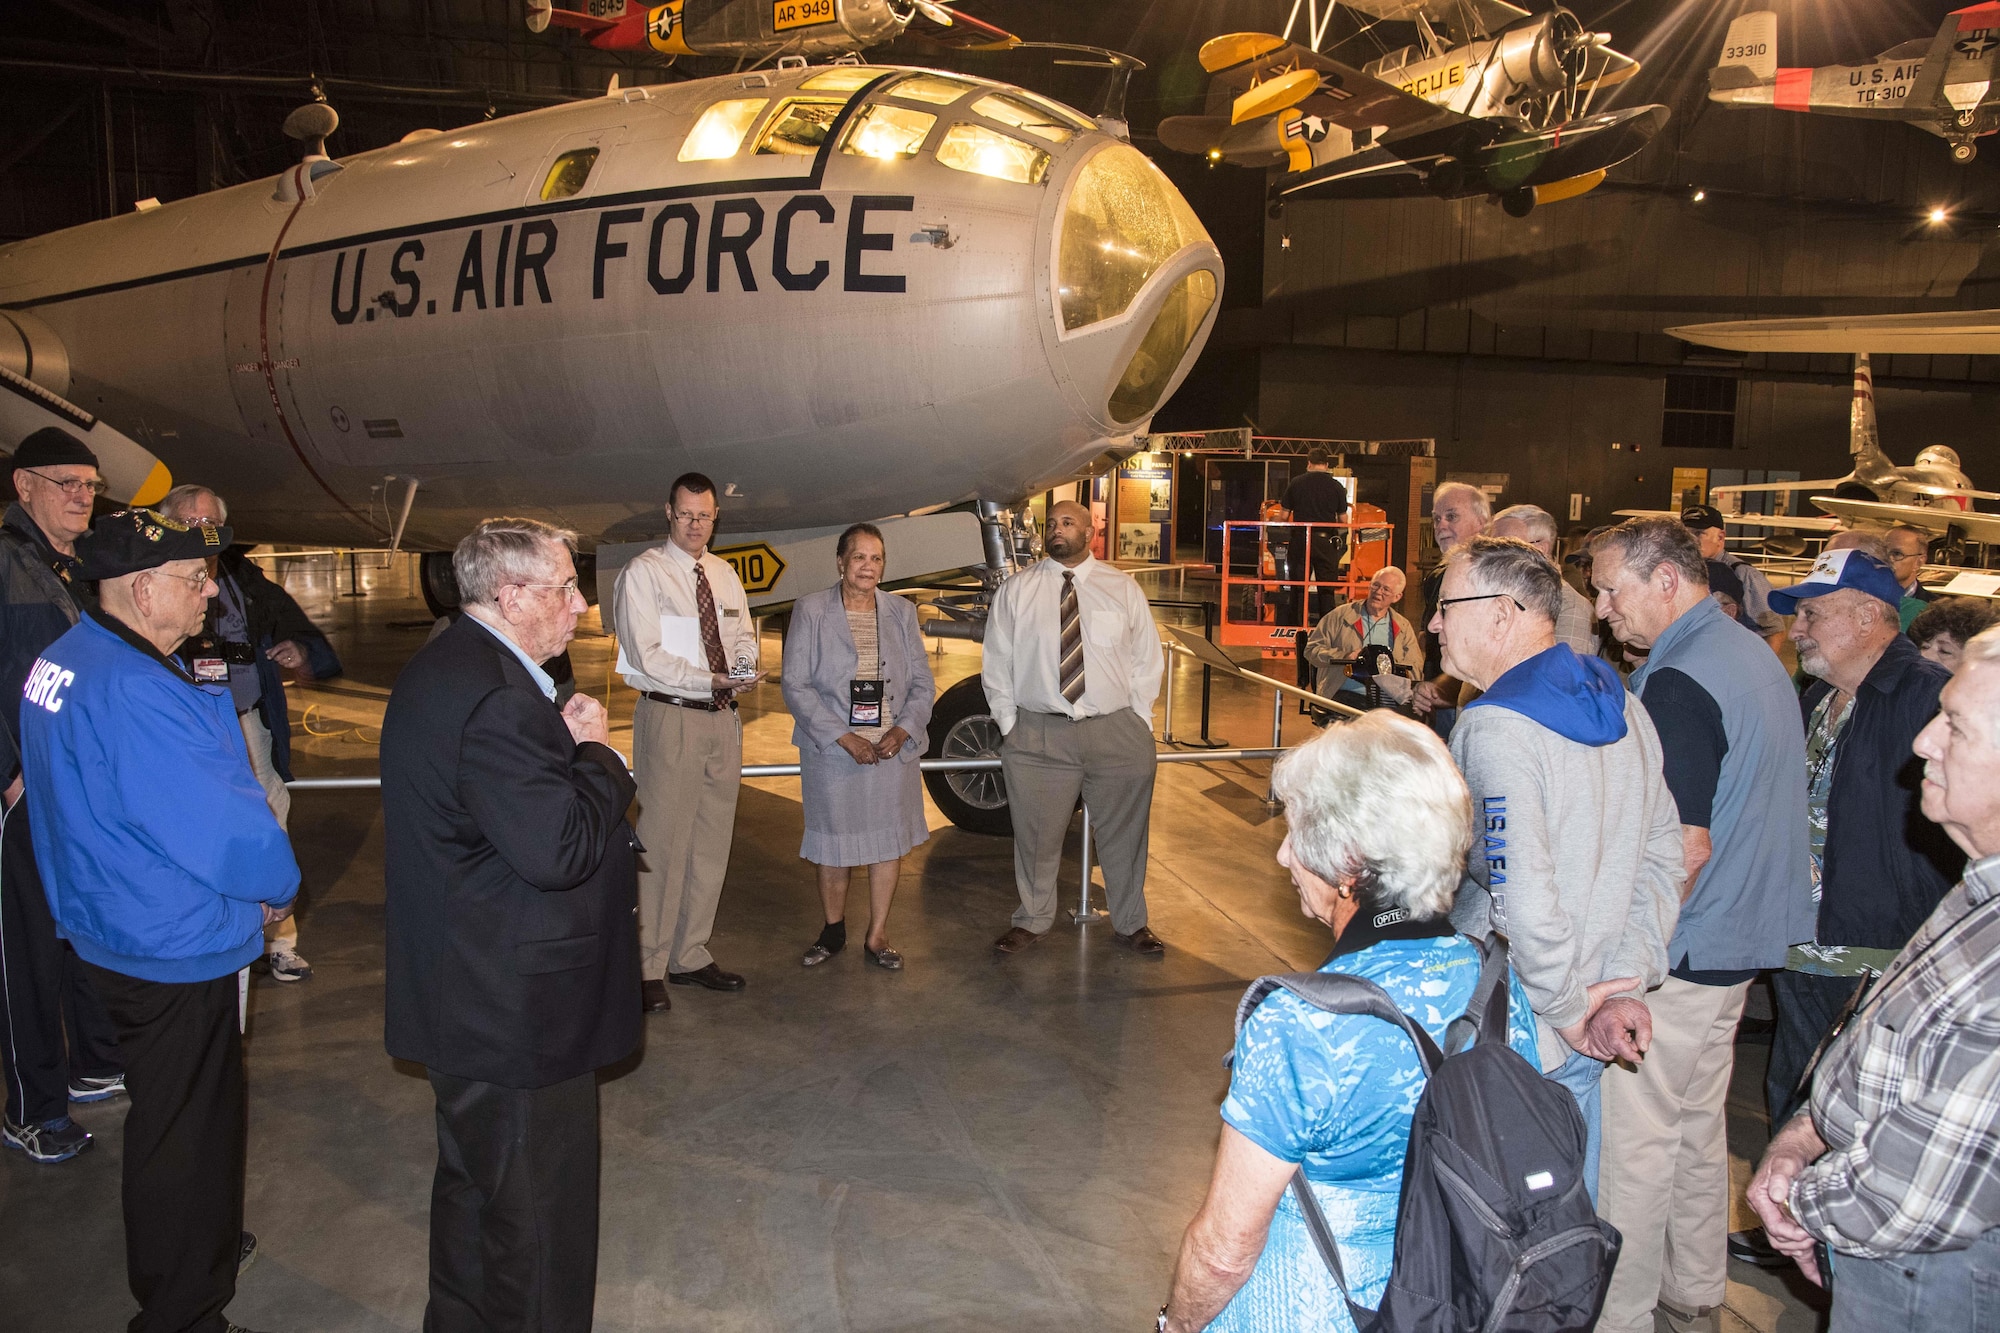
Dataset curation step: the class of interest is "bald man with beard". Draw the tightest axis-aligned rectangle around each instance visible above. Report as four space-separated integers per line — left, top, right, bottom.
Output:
984 501 1167 956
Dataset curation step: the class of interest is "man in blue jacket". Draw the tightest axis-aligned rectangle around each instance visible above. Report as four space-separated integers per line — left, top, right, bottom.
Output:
21 507 299 1333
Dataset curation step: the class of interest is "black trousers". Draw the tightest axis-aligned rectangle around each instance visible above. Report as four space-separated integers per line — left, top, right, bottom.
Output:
81 963 245 1333
426 1068 601 1333
1 799 122 1125
1766 969 1866 1128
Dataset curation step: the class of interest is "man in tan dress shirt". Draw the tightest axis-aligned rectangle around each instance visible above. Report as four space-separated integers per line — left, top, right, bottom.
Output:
612 473 764 1012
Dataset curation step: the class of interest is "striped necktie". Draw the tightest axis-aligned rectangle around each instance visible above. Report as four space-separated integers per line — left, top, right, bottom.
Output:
693 562 731 706
1059 570 1086 706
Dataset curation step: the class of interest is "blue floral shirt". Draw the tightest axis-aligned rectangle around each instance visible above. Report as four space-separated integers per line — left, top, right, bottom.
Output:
1212 929 1540 1333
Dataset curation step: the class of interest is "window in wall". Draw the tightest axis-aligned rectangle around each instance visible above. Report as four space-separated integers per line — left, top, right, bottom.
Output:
1662 373 1738 449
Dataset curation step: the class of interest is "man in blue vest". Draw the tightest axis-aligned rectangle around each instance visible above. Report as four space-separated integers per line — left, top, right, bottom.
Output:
1588 516 1816 1333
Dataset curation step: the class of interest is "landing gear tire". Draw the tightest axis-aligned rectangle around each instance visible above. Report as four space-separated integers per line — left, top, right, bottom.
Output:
1957 109 1980 129
921 676 1012 837
1953 141 1978 164
1501 186 1536 218
419 551 461 619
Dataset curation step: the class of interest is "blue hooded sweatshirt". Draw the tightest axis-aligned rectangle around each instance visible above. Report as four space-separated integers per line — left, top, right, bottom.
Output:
20 609 299 983
1463 643 1628 747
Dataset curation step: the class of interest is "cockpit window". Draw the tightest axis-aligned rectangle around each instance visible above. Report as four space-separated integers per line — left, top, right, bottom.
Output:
842 104 937 159
891 74 978 105
678 98 767 161
970 93 1074 144
935 122 1049 184
801 67 879 92
756 97 849 155
540 147 600 200
1012 89 1096 132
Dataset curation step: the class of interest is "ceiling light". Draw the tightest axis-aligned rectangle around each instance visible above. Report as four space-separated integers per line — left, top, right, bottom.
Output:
1929 206 1949 224
1691 188 1705 203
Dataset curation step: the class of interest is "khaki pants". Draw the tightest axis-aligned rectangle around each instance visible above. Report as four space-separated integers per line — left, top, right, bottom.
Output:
1596 975 1749 1332
1000 708 1155 935
632 698 740 977
240 710 297 955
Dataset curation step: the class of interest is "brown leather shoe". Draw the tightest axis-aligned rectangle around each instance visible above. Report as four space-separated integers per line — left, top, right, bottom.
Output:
992 927 1045 955
642 978 671 1013
1112 926 1165 955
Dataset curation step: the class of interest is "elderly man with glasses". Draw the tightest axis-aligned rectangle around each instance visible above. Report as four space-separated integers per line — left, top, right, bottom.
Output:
1433 535 1684 1195
0 428 125 1166
612 472 766 1013
21 506 299 1333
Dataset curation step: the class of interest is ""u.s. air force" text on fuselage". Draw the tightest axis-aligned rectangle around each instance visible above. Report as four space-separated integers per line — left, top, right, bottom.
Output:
326 192 916 325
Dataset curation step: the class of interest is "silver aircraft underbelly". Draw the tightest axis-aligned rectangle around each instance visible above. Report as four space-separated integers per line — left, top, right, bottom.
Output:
0 70 1222 549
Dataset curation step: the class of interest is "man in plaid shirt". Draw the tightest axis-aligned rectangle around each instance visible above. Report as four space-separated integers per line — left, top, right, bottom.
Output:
1748 625 2000 1326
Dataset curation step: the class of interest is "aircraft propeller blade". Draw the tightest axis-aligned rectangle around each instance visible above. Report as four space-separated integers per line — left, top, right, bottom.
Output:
910 0 954 26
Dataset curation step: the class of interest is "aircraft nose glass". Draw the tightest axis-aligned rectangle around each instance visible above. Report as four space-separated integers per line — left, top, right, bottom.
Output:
1056 144 1211 332
1109 270 1216 423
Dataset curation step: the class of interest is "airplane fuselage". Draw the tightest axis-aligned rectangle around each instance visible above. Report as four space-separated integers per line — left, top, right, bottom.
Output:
0 66 1221 551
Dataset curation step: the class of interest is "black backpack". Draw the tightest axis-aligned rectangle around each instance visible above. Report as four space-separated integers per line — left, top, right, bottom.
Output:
1231 937 1620 1333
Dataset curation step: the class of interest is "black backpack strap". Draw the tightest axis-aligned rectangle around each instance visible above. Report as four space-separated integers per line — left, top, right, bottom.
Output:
1288 1168 1379 1333
1233 971 1447 1074
1443 934 1512 1057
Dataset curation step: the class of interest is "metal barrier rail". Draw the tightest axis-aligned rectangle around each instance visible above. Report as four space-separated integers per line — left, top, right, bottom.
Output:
286 746 1292 925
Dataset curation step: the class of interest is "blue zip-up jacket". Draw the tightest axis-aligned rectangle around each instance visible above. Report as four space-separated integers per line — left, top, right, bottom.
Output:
20 608 299 983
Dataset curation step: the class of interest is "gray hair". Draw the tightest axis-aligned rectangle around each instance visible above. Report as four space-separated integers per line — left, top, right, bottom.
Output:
157 484 226 523
1490 504 1557 552
1370 565 1408 595
453 517 578 606
1961 623 2000 671
1432 480 1492 525
1588 516 1707 588
1272 710 1473 921
1453 535 1563 625
1828 528 1892 564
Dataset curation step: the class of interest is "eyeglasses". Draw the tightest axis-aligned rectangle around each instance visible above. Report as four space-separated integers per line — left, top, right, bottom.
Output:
1437 592 1526 613
512 580 581 598
21 469 107 499
149 567 212 592
671 510 716 525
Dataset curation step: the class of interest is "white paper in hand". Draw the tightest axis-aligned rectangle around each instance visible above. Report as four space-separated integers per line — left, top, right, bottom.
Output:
613 614 708 677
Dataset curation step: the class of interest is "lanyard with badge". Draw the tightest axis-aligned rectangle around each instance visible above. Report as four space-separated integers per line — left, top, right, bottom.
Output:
848 602 885 728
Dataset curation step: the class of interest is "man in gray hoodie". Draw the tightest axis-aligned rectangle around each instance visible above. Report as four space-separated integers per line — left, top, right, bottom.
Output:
1435 536 1684 1196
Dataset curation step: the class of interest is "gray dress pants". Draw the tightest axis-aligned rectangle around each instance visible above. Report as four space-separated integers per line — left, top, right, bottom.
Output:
1000 708 1155 934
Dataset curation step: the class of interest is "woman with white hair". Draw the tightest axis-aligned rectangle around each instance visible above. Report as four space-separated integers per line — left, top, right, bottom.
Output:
1158 712 1538 1333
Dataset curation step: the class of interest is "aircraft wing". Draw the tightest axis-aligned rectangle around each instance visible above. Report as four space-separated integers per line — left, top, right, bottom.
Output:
539 3 623 34
1337 0 1531 45
1813 496 2000 543
1710 478 1855 497
1668 309 2000 354
1197 34 1465 139
0 366 170 505
1612 508 1843 532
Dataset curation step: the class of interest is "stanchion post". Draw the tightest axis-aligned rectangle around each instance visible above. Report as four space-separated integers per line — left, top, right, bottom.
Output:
1161 646 1176 742
1070 804 1107 924
1266 687 1284 805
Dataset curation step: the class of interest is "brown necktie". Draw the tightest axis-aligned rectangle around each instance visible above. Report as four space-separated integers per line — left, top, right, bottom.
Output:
1059 571 1086 707
693 562 730 706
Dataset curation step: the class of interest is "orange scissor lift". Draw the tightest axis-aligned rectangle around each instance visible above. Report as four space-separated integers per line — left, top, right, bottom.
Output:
1218 506 1395 658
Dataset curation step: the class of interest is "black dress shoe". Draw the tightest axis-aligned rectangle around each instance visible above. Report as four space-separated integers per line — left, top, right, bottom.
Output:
668 963 746 992
642 978 671 1013
1113 926 1166 955
1727 1228 1789 1269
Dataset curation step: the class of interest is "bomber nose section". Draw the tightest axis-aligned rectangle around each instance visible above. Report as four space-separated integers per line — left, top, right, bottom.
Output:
1045 142 1222 429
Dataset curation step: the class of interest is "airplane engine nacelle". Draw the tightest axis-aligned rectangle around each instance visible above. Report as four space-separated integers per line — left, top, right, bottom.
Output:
1494 10 1584 99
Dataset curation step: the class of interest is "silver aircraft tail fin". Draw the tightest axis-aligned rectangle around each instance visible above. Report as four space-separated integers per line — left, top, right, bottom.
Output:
1716 11 1777 82
1850 352 1881 461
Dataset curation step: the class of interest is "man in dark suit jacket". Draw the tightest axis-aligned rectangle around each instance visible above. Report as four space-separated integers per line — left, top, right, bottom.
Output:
381 517 640 1332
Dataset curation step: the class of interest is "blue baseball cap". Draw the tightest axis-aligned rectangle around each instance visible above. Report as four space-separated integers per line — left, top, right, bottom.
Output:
1767 548 1906 615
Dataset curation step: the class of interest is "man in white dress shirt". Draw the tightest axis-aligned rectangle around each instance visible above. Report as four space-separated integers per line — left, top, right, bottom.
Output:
612 473 765 1013
984 501 1167 956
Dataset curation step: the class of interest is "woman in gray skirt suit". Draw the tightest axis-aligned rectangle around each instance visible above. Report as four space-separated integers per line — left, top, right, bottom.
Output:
782 523 935 969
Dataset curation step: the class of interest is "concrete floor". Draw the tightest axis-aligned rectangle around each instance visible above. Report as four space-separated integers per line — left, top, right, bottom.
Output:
0 554 1826 1331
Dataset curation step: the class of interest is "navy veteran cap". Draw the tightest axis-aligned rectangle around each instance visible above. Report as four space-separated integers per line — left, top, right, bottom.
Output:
1679 504 1726 531
1767 548 1906 615
75 508 231 581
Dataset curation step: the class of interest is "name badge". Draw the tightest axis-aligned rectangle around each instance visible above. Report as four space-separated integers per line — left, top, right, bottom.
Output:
848 679 883 728
191 657 229 683
723 607 741 618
